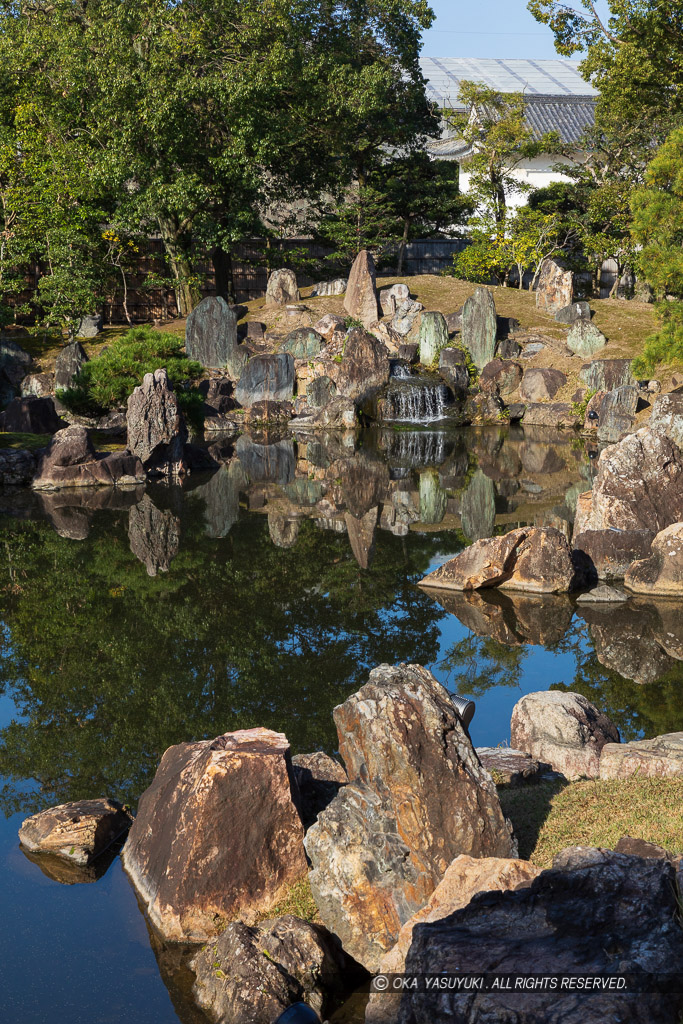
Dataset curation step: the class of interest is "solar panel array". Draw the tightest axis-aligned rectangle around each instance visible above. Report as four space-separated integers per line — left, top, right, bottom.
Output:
420 58 598 109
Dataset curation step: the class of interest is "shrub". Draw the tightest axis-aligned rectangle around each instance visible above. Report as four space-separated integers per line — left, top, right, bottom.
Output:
445 240 506 285
632 301 683 377
58 327 203 415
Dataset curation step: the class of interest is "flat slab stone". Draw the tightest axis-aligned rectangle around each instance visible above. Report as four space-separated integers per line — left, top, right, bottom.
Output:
19 798 132 866
185 296 246 376
600 732 683 779
576 584 629 603
476 747 543 786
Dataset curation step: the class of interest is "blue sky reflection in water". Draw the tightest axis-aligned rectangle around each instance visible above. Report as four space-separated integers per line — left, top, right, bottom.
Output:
0 424 682 1024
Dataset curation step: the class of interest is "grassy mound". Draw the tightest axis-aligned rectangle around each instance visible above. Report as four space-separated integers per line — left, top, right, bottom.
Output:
500 776 683 867
58 327 203 417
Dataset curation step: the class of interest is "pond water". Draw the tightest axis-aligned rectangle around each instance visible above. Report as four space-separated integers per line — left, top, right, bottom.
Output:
1 423 682 1024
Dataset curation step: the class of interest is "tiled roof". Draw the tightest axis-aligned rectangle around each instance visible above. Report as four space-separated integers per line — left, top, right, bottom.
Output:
419 57 598 110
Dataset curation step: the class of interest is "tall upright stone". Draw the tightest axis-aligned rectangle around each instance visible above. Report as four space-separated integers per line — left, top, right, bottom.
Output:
126 368 188 477
418 311 449 366
55 341 88 390
461 287 497 370
185 296 246 378
343 249 380 328
535 257 573 314
265 268 299 306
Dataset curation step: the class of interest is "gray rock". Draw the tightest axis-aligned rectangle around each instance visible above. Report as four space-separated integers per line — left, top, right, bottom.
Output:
235 353 294 407
0 337 31 393
21 373 53 398
498 337 522 359
306 375 337 409
476 747 543 786
399 847 683 1024
535 257 573 313
576 584 629 603
580 358 635 391
567 319 607 356
650 392 683 451
554 300 591 324
343 249 380 327
596 384 639 442
522 403 580 428
397 342 418 364
266 268 299 306
510 690 619 779
445 308 462 333
438 347 470 393
520 341 546 358
0 448 36 487
185 296 247 377
126 369 188 477
391 299 423 337
55 341 88 390
310 277 347 297
418 311 449 366
191 915 360 1024
280 327 324 360
33 425 146 490
199 376 236 415
601 732 683 779
634 279 655 303
294 396 356 430
128 494 180 575
305 663 516 971
75 314 102 338
479 358 522 397
461 286 497 370
379 283 410 316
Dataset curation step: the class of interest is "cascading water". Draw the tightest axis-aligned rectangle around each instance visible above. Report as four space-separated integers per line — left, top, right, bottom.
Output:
383 375 452 423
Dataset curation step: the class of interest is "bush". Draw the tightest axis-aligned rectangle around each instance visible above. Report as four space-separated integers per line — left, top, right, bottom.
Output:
58 327 203 416
632 301 683 376
445 240 506 284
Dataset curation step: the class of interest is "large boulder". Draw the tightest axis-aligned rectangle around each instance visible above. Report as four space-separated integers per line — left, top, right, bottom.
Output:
554 300 590 324
0 336 31 397
600 733 683 779
479 358 522 397
578 428 683 533
439 347 470 393
234 353 295 407
580 357 634 392
461 286 497 370
120 727 308 943
128 494 180 576
649 392 683 451
535 257 573 313
419 527 575 594
343 249 380 327
567 319 607 356
522 403 580 428
0 395 64 433
304 664 516 970
311 276 347 297
418 311 449 366
191 915 360 1024
399 847 683 1024
625 522 683 595
185 296 246 378
328 327 390 403
596 384 638 442
55 340 88 390
366 856 540 1024
19 798 132 866
519 367 567 402
265 268 299 306
379 282 410 316
572 528 653 581
75 313 102 339
0 448 36 487
510 690 619 779
280 327 324 360
21 372 54 398
32 425 146 490
126 368 188 477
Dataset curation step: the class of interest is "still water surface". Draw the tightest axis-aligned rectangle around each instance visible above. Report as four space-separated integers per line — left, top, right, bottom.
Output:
1 425 681 1023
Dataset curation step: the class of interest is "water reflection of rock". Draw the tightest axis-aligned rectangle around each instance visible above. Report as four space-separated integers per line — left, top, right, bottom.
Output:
345 506 378 569
460 469 495 542
577 599 683 685
429 588 573 647
193 461 247 538
128 494 181 576
235 434 295 485
268 513 301 548
20 844 120 884
38 486 145 540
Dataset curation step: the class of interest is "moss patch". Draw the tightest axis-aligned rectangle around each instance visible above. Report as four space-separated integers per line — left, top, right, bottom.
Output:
256 876 319 924
500 777 683 867
0 431 51 451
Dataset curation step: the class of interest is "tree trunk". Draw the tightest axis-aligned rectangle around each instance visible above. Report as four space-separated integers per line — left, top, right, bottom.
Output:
212 247 236 305
157 213 197 317
397 218 410 275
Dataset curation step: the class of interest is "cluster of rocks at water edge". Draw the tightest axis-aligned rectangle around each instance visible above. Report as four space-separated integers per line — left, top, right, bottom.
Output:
17 659 683 1023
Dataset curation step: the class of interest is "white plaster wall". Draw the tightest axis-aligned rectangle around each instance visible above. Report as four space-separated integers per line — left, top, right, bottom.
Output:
459 153 584 212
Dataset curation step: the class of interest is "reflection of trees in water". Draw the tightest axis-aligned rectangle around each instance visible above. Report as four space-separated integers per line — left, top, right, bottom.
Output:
0 510 447 817
437 634 527 697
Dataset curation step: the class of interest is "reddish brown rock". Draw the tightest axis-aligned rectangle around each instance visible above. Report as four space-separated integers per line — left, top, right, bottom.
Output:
19 798 132 866
573 528 654 581
366 856 540 1024
419 527 574 594
121 727 308 943
535 258 573 313
625 522 683 595
476 747 544 786
479 358 522 397
304 664 516 970
325 326 390 403
291 752 347 830
600 733 683 780
579 428 683 533
243 399 294 426
343 249 380 328
519 367 567 402
510 690 620 779
32 425 146 490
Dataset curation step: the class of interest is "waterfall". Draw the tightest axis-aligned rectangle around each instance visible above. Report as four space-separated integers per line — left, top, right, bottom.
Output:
390 362 413 379
383 377 451 423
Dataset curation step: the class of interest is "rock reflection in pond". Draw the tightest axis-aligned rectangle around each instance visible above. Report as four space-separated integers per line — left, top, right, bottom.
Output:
346 506 378 569
418 469 446 525
577 598 683 685
193 461 246 539
235 434 295 485
38 485 144 541
460 469 496 542
128 494 181 576
20 843 121 885
429 588 574 648
268 513 300 549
